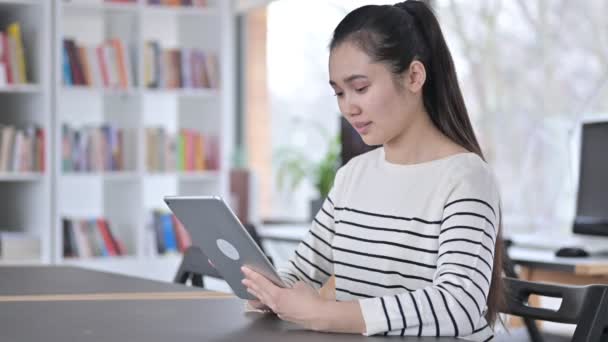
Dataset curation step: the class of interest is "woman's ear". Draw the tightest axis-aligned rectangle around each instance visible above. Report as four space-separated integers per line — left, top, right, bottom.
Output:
403 60 426 93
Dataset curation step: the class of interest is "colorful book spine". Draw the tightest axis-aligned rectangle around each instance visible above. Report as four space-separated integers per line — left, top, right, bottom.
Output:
161 213 178 252
7 22 27 84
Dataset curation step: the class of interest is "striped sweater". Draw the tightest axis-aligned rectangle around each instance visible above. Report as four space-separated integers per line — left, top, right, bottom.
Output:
278 147 499 341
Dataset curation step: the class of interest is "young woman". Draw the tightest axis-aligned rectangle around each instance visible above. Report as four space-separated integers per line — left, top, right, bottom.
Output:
242 1 503 340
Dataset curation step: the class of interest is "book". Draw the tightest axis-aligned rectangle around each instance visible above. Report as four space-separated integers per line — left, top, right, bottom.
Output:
161 213 178 252
0 125 15 171
110 38 129 88
97 218 118 256
0 33 13 84
62 217 125 258
143 41 219 90
78 46 92 86
7 22 27 84
62 124 127 172
152 210 166 254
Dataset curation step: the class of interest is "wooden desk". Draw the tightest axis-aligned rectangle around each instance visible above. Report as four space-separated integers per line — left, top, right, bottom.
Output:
0 265 230 302
509 247 608 285
0 266 459 342
0 297 460 342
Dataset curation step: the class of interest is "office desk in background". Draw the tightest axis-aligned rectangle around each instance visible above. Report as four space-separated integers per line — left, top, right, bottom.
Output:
0 266 460 342
509 246 608 285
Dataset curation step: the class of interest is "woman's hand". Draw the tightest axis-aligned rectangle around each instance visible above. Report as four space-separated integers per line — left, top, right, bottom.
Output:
246 299 272 312
241 266 329 331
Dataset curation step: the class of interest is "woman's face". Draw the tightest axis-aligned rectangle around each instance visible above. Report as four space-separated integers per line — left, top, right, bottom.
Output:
329 42 420 147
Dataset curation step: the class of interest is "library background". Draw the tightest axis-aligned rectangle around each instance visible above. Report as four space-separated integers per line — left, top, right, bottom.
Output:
0 0 236 282
1 1 608 339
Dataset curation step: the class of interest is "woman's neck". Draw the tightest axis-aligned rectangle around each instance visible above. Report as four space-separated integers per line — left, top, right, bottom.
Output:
383 111 463 165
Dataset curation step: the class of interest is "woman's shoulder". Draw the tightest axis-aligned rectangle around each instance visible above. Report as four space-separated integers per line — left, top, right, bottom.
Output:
446 152 495 181
330 147 381 187
443 153 500 201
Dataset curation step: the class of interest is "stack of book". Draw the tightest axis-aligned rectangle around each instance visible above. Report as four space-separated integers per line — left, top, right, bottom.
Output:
144 41 219 90
62 124 131 173
148 210 191 255
146 127 220 172
0 22 28 86
0 125 45 173
147 0 208 7
62 38 134 89
62 217 126 258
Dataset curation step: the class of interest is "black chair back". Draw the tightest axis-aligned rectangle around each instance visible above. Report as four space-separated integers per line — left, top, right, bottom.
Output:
504 277 608 342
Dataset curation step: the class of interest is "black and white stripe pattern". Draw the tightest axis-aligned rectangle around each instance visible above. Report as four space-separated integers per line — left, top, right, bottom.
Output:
278 149 498 341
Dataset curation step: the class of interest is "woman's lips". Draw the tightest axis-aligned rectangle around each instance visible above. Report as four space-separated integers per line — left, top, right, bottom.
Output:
353 121 372 134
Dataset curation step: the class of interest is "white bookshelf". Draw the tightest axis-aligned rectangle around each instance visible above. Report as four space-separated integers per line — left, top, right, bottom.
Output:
0 0 235 280
0 0 235 281
47 0 235 282
0 0 52 264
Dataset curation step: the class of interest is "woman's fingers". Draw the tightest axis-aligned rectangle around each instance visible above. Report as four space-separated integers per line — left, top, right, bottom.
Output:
246 287 261 299
247 299 265 309
242 267 282 311
242 268 279 297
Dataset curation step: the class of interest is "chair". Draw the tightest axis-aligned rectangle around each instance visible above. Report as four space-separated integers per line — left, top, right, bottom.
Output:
503 277 608 342
173 246 221 287
503 238 545 342
174 223 273 288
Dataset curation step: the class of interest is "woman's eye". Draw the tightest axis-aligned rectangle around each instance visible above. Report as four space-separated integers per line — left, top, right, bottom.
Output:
356 86 368 93
334 92 344 97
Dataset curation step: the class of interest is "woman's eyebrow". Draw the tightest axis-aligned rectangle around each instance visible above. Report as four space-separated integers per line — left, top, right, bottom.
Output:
329 74 368 86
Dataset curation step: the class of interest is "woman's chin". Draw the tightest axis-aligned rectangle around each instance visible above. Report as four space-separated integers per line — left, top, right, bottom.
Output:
360 135 383 146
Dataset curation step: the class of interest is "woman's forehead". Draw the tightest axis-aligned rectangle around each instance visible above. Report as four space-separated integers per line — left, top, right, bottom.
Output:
329 44 374 77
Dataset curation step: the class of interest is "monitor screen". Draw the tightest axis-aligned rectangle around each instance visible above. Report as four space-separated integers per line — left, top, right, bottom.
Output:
574 121 608 236
340 117 380 166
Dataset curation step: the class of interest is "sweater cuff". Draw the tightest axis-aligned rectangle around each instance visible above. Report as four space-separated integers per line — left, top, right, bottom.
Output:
359 297 388 336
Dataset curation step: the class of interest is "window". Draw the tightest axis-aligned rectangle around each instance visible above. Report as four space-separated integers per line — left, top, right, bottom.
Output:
436 0 608 232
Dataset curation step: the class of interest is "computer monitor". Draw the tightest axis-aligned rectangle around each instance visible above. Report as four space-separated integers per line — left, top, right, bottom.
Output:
339 117 380 165
573 119 608 236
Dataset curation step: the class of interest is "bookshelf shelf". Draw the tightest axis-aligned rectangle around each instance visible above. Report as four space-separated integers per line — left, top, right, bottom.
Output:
142 88 218 98
0 84 41 93
61 1 139 14
61 86 140 97
142 5 218 17
0 0 40 6
146 171 220 181
0 258 41 265
62 255 139 266
147 253 181 262
61 171 140 181
0 173 44 182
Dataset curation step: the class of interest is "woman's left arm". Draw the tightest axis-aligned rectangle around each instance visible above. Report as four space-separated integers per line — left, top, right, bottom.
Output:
241 267 366 333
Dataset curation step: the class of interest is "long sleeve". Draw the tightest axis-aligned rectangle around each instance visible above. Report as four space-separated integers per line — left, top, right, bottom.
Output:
277 170 343 290
358 169 499 339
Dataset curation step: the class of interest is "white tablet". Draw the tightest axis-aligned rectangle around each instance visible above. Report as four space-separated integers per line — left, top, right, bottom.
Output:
164 196 286 299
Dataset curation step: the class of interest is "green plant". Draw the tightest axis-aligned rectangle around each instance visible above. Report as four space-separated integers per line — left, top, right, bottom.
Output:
275 133 340 199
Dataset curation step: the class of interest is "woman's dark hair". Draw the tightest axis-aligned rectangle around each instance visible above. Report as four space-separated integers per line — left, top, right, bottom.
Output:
330 0 505 328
